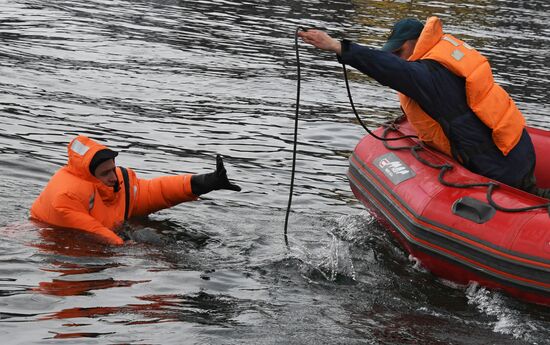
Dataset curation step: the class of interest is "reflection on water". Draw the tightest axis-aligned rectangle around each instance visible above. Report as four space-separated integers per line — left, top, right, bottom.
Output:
1 0 549 344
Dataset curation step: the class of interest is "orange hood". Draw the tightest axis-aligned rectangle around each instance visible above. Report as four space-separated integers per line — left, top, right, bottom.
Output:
65 135 111 182
66 135 121 202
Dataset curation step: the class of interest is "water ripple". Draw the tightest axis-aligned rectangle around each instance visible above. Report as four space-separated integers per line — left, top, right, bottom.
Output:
1 0 549 344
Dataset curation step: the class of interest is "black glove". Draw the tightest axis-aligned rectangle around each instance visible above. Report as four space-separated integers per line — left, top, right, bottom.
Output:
191 155 241 196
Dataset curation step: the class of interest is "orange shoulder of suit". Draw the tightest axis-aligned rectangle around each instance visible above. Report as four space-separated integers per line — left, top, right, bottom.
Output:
399 16 525 156
30 135 197 245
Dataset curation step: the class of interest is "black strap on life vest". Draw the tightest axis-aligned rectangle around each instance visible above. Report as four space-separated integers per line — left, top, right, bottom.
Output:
119 166 130 221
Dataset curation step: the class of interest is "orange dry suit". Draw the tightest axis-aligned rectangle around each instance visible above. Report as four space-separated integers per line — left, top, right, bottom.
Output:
399 16 525 157
30 135 197 245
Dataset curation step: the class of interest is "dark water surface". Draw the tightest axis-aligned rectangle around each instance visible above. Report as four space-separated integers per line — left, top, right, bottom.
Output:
1 0 549 344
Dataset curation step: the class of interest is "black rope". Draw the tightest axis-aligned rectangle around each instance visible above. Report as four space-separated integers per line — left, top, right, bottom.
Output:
285 29 548 245
284 28 302 245
342 64 417 142
486 183 550 213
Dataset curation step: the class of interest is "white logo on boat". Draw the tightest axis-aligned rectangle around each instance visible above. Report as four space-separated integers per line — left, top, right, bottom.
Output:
374 153 415 184
378 159 410 175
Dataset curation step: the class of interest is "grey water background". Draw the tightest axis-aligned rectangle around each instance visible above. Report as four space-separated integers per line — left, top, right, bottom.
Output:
0 0 549 343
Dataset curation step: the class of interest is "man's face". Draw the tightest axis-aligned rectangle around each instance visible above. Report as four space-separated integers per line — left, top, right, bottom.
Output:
392 39 417 60
93 159 117 187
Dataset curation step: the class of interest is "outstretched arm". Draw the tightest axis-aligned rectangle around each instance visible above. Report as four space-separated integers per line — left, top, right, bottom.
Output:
299 29 436 104
297 29 342 55
131 155 240 217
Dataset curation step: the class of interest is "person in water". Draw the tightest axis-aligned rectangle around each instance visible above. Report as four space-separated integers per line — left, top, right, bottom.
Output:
298 16 550 198
30 135 241 245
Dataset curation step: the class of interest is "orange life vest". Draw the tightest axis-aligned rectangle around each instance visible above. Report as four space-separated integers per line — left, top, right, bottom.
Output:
30 135 196 245
399 16 525 156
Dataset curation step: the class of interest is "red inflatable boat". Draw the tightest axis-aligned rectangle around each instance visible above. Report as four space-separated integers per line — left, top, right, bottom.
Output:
348 118 550 306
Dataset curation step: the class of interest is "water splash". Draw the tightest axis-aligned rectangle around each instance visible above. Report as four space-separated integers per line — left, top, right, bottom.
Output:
407 254 428 273
288 214 374 283
324 230 356 281
466 282 543 343
330 211 375 243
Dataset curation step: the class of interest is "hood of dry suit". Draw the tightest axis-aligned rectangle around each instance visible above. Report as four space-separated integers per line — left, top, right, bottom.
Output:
66 135 120 202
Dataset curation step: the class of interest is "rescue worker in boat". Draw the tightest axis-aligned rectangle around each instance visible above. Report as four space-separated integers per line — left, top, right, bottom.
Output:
30 135 241 245
298 16 550 198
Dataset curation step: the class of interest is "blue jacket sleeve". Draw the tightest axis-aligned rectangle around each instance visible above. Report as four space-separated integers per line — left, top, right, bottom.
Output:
337 39 435 105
